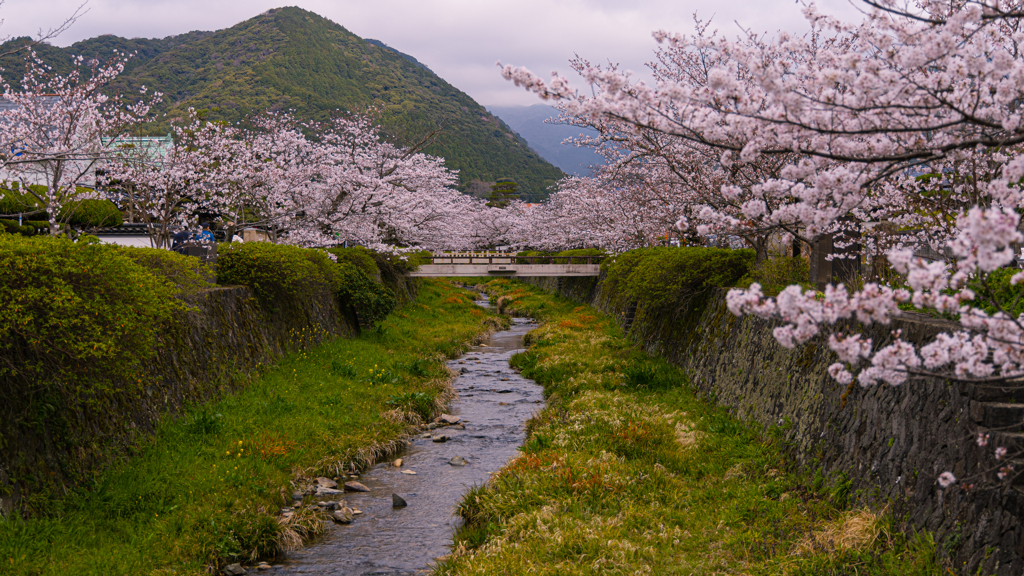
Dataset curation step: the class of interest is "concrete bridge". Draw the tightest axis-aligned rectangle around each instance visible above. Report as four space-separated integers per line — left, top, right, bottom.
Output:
409 252 603 277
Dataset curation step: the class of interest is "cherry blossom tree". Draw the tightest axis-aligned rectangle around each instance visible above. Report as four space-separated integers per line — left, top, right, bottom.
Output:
103 111 238 248
0 51 158 235
511 169 682 252
227 112 476 250
501 0 1024 487
510 33 849 261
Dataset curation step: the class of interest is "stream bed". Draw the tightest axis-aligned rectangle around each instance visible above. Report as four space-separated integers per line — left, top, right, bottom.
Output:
278 303 542 575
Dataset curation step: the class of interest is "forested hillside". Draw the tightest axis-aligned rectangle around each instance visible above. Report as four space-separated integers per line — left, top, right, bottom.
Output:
0 7 562 199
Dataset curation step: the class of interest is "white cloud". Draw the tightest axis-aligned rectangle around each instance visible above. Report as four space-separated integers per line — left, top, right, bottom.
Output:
2 0 867 106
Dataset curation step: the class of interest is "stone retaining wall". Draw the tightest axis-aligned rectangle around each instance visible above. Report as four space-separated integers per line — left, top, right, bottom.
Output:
0 284 359 516
522 274 1023 576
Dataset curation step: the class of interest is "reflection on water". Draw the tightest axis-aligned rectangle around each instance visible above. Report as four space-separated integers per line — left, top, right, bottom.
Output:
278 297 542 575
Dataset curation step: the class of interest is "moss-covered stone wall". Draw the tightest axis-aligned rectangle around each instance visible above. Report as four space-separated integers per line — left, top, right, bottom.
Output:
522 274 1024 576
0 284 358 516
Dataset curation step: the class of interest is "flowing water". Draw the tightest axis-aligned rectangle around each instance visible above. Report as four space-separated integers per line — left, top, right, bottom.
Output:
277 298 542 575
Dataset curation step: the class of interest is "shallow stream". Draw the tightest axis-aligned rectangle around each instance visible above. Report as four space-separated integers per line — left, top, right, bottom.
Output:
278 297 542 575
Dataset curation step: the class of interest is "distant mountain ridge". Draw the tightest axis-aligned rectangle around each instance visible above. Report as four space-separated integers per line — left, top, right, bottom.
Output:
487 104 605 177
0 7 563 199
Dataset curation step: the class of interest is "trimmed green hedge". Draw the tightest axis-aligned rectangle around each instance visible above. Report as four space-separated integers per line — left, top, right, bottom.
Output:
116 247 213 296
0 219 37 235
61 199 123 228
327 246 380 277
0 219 52 236
1 185 123 228
218 243 397 326
601 247 755 314
0 235 188 421
0 185 46 218
217 243 341 312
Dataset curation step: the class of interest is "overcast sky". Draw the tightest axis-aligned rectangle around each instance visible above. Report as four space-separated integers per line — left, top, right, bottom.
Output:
2 0 867 106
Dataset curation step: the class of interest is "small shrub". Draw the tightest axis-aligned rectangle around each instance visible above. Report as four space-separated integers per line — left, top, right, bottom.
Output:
217 243 341 312
336 263 396 327
60 198 123 228
326 246 380 277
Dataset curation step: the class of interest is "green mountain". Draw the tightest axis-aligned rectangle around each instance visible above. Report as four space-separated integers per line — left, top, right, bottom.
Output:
0 7 563 200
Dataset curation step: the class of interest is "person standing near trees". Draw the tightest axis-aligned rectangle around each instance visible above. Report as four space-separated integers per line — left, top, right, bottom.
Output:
171 226 190 254
197 223 215 244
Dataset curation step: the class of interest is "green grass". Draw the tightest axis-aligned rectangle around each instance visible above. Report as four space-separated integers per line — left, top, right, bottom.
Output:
438 279 945 576
0 279 506 575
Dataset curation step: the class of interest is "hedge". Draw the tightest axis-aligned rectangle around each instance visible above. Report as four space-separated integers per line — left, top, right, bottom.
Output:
217 243 341 312
327 246 380 277
0 235 188 423
0 185 46 218
116 247 213 296
60 199 123 228
336 263 397 327
601 247 755 314
218 243 397 326
0 219 37 235
1 185 123 228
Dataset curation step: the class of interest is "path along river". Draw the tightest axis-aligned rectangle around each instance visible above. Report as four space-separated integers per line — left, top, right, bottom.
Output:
279 299 543 575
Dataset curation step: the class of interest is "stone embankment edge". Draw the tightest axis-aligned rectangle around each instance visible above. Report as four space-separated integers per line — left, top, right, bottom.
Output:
519 274 1023 576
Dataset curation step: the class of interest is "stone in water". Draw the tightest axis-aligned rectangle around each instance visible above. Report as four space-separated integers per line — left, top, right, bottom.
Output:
392 493 408 508
315 477 337 489
449 456 468 466
331 507 353 524
343 481 370 492
401 469 417 475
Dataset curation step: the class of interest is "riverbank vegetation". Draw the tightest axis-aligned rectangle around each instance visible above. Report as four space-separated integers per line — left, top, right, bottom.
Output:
440 279 943 575
0 255 502 574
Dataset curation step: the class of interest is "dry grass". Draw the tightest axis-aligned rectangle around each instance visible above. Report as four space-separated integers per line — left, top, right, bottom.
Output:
793 508 886 556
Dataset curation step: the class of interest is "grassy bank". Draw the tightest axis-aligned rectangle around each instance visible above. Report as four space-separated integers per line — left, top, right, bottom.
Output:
439 279 944 576
1 279 504 575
